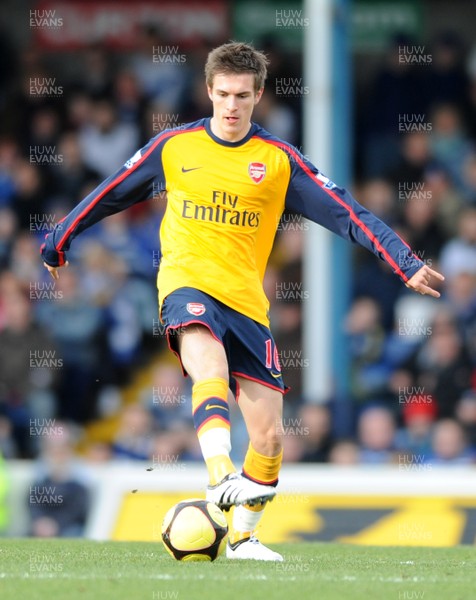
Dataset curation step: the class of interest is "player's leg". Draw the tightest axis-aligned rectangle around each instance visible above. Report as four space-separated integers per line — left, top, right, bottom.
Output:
227 377 284 561
162 288 277 509
178 326 277 509
177 324 234 485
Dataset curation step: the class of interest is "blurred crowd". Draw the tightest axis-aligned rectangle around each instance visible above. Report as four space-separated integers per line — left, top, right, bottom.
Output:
0 21 475 521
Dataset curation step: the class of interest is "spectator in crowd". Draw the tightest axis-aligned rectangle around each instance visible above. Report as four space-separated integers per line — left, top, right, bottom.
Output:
0 137 20 207
357 406 397 464
270 227 305 401
113 69 148 129
252 89 298 144
149 422 200 465
429 103 474 195
127 25 188 111
28 425 90 537
423 418 474 465
328 440 360 465
455 390 476 449
461 152 476 202
427 167 464 237
11 160 46 231
395 400 437 457
391 308 473 419
297 404 332 463
344 297 388 403
425 31 469 110
111 403 154 461
0 207 16 269
388 131 434 188
35 266 105 423
0 451 8 534
0 289 57 456
362 35 426 177
78 97 139 179
77 244 158 381
76 43 114 98
0 415 18 459
52 131 101 205
440 206 476 281
145 362 191 430
398 191 447 258
281 432 306 463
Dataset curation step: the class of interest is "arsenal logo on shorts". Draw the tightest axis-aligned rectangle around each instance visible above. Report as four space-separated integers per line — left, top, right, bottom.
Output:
248 162 266 183
186 302 206 316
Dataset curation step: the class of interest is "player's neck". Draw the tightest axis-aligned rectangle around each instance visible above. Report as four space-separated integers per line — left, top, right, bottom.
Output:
209 117 252 143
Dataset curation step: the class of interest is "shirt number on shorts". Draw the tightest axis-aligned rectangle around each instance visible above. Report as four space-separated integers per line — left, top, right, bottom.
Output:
265 339 281 372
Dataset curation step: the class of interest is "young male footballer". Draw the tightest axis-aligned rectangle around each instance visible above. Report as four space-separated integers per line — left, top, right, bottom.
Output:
42 42 444 561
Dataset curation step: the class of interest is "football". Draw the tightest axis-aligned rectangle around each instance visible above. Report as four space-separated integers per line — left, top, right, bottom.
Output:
161 499 228 561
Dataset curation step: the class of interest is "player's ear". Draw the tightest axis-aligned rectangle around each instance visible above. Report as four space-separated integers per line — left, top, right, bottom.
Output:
207 85 214 101
254 88 264 104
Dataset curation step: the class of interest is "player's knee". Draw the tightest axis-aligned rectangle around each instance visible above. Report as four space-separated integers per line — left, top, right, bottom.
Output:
252 422 283 456
186 358 228 384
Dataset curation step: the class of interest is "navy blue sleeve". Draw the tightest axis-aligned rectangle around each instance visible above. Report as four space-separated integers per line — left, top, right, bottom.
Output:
40 132 170 267
283 146 424 283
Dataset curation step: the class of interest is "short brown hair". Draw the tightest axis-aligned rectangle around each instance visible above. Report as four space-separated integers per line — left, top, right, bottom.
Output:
205 42 269 92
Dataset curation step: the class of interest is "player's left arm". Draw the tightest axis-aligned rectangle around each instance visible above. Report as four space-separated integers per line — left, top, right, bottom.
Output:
283 150 444 296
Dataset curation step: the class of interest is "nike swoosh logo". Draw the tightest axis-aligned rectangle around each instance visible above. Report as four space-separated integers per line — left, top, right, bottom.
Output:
205 404 227 411
181 166 202 173
270 372 282 379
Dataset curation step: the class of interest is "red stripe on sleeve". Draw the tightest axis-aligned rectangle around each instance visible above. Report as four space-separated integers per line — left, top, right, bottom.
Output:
255 137 410 281
56 126 204 251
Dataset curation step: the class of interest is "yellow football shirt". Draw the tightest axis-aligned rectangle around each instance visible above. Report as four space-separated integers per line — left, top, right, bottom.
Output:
43 118 424 327
157 123 290 326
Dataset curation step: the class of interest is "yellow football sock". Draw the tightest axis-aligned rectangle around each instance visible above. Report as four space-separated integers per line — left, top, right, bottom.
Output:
192 377 235 485
242 443 283 486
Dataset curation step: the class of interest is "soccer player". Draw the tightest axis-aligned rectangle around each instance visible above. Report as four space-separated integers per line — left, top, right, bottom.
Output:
42 42 444 561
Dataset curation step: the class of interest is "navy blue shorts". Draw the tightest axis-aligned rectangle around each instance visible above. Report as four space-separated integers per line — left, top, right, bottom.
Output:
160 287 287 396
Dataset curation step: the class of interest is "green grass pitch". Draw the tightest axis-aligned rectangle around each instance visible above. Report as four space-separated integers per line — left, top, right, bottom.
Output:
0 540 475 600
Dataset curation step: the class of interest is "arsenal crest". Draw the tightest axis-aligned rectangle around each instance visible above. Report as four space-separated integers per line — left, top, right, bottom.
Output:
248 162 266 183
186 302 206 316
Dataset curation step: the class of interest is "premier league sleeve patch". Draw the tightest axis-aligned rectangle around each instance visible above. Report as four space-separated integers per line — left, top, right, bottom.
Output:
186 302 206 316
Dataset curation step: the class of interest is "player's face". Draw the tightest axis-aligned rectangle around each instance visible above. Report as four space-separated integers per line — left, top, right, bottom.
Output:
208 73 263 143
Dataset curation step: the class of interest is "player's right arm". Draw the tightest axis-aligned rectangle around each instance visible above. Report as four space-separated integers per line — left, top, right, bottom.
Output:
40 132 170 277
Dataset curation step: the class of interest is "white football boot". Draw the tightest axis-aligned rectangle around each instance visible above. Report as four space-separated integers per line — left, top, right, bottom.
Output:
206 473 276 511
226 535 284 561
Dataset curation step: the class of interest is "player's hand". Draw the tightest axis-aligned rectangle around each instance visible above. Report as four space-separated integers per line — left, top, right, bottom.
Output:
405 265 444 298
43 261 69 280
